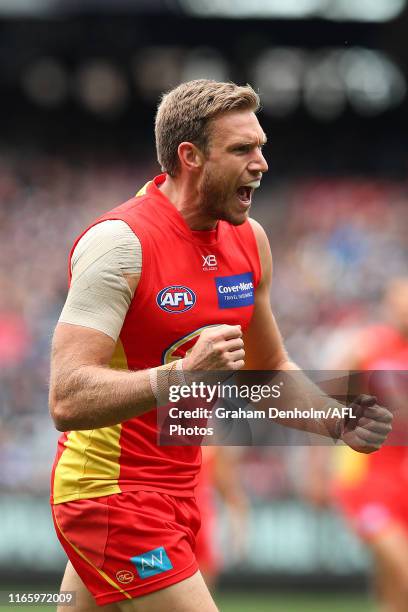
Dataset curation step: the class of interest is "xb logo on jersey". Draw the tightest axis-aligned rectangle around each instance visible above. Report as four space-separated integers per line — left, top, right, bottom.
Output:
157 285 196 313
202 254 218 271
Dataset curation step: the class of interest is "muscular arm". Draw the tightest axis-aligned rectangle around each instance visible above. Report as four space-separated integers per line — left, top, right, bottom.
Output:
243 219 336 436
243 219 392 447
49 221 155 431
243 218 296 371
49 222 244 431
49 324 155 431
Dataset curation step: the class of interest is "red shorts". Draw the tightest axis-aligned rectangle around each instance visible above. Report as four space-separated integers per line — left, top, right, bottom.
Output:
52 491 201 606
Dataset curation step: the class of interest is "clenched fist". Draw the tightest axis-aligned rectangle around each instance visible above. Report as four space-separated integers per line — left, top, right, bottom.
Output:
341 394 393 453
183 324 245 372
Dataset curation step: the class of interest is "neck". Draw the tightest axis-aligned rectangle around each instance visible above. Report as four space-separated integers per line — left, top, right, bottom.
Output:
158 174 217 231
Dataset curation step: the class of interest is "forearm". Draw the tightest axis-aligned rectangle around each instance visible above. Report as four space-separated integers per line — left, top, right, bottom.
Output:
50 364 155 431
270 359 345 439
50 322 245 432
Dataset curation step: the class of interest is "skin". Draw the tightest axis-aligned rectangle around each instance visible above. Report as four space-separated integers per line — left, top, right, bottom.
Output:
50 109 392 611
371 525 408 612
159 111 267 230
58 563 217 612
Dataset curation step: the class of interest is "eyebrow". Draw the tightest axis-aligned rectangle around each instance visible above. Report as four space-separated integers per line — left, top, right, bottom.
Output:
227 134 268 149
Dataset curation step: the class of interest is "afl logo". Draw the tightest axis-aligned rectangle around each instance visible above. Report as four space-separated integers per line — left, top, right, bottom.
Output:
157 285 196 314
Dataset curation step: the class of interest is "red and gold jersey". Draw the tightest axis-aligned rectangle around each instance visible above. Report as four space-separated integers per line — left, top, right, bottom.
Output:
335 325 408 487
51 174 261 504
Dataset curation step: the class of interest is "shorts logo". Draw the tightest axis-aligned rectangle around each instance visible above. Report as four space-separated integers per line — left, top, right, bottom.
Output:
215 272 255 309
116 570 134 584
157 286 196 313
130 546 173 579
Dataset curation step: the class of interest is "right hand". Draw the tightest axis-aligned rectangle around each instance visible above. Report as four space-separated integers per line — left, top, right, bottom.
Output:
183 324 245 371
341 394 393 454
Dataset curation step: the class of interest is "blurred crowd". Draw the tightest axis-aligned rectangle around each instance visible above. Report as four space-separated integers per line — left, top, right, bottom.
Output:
0 152 407 493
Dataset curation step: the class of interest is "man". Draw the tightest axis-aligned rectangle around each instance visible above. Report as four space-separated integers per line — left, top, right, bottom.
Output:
305 278 408 612
333 279 408 612
49 79 392 612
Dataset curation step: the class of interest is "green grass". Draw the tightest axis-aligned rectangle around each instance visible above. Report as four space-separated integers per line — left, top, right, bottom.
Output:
0 592 375 612
216 593 375 612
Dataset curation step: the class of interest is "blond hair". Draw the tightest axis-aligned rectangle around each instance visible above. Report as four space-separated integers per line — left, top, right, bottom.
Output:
155 79 260 177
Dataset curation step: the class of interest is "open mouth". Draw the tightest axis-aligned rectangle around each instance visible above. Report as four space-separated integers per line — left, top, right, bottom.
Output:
236 186 253 204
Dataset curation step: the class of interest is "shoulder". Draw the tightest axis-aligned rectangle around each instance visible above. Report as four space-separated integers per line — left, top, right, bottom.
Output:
71 220 142 280
248 218 272 283
77 219 137 245
72 219 140 264
248 217 270 249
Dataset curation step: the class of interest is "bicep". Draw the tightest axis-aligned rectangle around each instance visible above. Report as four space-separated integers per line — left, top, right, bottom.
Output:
49 323 120 425
50 323 116 374
243 285 288 370
59 220 141 342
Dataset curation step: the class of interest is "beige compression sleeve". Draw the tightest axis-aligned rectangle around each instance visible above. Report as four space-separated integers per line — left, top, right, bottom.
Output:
59 220 142 341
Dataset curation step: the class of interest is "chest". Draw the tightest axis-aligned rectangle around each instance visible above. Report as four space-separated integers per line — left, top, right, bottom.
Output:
121 234 257 365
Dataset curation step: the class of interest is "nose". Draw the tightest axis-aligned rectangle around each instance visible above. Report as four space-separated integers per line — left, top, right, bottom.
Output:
249 148 268 174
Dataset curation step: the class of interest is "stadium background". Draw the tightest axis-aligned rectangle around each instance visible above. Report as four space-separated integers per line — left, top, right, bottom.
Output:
0 1 407 610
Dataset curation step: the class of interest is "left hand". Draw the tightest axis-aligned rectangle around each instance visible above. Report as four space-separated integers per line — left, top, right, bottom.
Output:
341 394 393 453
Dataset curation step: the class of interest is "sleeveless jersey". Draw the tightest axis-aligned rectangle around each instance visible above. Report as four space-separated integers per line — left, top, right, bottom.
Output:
335 325 408 486
51 174 261 504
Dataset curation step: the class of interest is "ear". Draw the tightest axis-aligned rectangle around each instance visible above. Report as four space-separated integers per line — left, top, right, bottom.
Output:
178 142 204 172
